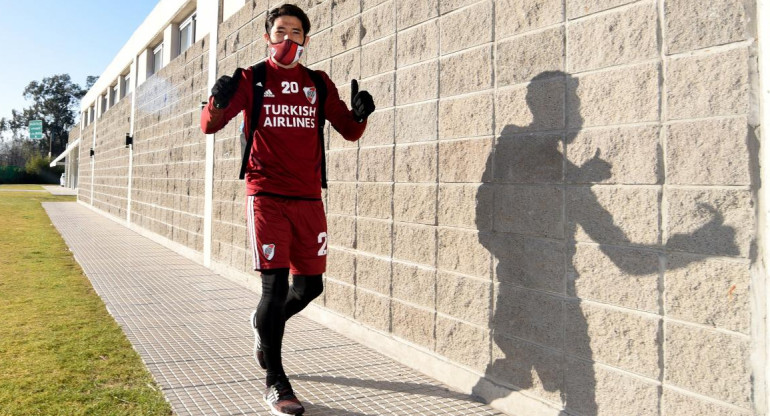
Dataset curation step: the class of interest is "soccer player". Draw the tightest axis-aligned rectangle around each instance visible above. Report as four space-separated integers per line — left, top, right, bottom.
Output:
200 4 375 415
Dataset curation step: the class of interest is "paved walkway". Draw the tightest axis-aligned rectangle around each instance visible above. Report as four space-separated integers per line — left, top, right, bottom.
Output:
44 202 503 416
42 185 78 195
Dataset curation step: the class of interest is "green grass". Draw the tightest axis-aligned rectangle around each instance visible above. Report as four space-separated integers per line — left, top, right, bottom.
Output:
0 191 172 416
0 184 44 190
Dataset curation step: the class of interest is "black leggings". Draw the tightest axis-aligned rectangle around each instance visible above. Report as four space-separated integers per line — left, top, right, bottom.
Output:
255 268 323 384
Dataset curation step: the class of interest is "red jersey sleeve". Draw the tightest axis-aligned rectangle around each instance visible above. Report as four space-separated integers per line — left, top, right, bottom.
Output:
319 71 367 142
200 69 252 134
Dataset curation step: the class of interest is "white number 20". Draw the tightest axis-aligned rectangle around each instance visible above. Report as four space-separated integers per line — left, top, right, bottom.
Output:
282 81 299 94
317 232 328 256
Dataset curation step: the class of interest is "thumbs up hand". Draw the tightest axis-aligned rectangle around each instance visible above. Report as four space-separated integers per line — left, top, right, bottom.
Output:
350 79 375 123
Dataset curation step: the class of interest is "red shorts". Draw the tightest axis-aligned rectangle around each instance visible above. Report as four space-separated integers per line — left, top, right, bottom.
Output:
246 195 328 275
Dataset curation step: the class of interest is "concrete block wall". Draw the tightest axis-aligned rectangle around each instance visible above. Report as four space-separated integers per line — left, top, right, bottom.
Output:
67 0 764 414
91 97 132 218
130 37 209 252
77 123 94 203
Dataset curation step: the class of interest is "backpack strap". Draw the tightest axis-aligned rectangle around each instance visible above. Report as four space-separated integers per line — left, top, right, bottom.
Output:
305 68 328 188
239 61 267 180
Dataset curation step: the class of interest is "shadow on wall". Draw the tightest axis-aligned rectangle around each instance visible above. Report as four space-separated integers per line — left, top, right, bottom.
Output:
472 71 739 415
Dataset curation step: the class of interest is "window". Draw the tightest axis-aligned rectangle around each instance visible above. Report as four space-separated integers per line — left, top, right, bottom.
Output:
152 43 163 75
100 94 107 115
122 74 131 97
89 106 95 123
179 13 196 55
110 84 118 106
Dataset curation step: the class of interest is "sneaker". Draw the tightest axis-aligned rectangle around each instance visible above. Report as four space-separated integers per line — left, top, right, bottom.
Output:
250 310 266 369
264 378 305 416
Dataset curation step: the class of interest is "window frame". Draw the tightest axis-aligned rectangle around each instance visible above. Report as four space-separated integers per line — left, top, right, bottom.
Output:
179 13 196 55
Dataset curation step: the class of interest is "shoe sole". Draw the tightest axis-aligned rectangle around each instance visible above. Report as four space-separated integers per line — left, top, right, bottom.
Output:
264 397 304 416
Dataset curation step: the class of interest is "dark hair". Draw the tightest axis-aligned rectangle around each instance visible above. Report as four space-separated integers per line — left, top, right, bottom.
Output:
265 4 311 36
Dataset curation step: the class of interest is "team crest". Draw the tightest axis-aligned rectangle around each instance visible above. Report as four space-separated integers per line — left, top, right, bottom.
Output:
262 244 276 261
303 87 317 105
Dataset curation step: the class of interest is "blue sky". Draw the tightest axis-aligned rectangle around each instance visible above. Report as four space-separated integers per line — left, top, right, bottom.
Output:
0 0 159 121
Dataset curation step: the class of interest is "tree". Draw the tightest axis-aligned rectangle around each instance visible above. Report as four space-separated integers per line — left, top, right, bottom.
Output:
0 74 94 161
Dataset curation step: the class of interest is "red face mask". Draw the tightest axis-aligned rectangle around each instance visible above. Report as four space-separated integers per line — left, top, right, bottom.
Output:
269 37 305 66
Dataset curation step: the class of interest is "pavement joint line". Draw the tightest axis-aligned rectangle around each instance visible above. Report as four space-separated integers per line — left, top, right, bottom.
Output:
43 202 505 416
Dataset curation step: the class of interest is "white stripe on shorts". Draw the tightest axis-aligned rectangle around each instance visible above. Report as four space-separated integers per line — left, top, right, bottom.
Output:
247 195 259 270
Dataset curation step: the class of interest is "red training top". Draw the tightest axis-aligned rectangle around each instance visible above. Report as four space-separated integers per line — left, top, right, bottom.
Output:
201 59 366 198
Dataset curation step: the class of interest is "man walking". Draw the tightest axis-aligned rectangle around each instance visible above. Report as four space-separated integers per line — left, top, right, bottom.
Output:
200 4 375 415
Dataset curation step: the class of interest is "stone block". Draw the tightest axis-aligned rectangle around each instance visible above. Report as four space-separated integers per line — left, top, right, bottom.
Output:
568 186 660 245
486 233 565 294
436 271 491 325
436 315 490 370
438 137 493 183
395 102 437 143
566 302 660 377
396 61 439 105
566 0 636 18
571 243 659 312
439 1 493 55
330 49 361 86
357 218 392 256
666 254 750 334
665 322 751 408
358 146 393 182
663 389 751 416
392 300 435 348
437 183 493 230
494 134 563 183
492 284 563 349
488 334 564 403
568 3 657 72
327 182 357 215
667 118 750 186
331 0 360 23
331 16 360 56
496 78 565 134
497 27 564 87
326 248 356 284
438 93 494 139
392 261 436 307
666 189 753 257
439 46 493 97
393 222 435 266
394 142 438 183
396 0 438 29
327 214 356 249
361 36 396 78
665 0 747 54
361 71 395 109
360 108 395 146
357 182 393 219
397 21 439 67
495 0 563 39
564 359 660 416
308 0 332 32
393 183 436 225
327 148 358 181
356 254 391 296
495 185 564 238
566 125 660 185
568 63 659 128
355 289 391 331
363 0 389 10
667 48 749 119
437 227 491 278
324 279 355 316
361 0 396 44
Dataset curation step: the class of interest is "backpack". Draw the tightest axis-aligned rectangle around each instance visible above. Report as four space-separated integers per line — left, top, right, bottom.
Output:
235 61 328 188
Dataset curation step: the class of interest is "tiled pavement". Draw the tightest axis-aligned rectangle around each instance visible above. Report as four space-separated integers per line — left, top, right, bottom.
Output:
44 202 504 416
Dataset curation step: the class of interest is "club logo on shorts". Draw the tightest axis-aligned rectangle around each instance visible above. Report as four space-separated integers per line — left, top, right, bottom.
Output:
303 87 317 105
262 244 276 261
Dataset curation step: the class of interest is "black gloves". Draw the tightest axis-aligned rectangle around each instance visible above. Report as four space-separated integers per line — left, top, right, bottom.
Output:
350 79 375 123
211 75 239 109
